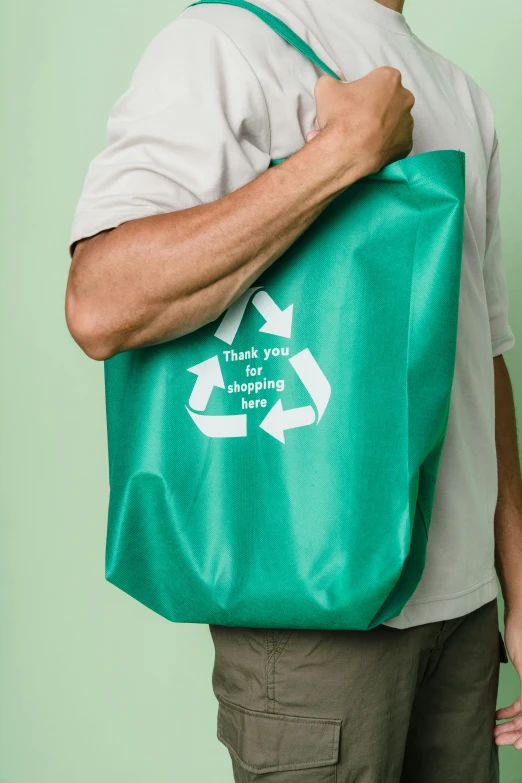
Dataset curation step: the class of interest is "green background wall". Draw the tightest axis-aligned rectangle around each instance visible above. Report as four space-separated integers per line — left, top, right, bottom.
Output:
1 0 521 780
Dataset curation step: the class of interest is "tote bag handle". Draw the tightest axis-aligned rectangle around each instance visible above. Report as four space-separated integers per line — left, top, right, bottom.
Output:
186 0 341 80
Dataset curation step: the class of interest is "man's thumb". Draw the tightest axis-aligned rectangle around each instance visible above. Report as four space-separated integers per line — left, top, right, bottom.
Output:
305 129 320 143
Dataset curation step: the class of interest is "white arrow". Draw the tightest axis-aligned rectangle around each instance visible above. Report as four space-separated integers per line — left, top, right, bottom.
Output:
187 356 225 411
186 408 247 438
252 291 293 339
259 399 315 443
214 287 262 345
290 349 331 421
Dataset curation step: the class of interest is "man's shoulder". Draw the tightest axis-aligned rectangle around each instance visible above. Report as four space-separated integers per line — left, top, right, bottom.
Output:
178 2 317 76
133 9 263 77
122 6 276 119
155 4 292 61
131 4 304 99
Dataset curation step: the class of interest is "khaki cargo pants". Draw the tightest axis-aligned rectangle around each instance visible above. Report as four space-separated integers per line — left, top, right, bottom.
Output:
209 599 504 783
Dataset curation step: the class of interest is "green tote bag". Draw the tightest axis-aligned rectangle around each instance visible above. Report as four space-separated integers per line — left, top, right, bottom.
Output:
104 0 465 631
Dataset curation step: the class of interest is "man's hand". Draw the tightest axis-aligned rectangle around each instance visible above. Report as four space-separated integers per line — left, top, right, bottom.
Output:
495 611 522 749
306 68 415 178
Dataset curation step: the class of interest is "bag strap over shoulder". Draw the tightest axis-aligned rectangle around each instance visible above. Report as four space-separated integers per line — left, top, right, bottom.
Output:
186 0 341 80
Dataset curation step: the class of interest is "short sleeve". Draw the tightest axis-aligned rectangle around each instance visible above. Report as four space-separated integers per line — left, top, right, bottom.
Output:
69 17 271 253
483 136 515 356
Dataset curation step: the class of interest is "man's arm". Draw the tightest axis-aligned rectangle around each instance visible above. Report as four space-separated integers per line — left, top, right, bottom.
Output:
493 353 522 750
65 68 414 360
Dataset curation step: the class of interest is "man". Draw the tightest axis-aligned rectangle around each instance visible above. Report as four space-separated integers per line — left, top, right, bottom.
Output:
66 0 522 780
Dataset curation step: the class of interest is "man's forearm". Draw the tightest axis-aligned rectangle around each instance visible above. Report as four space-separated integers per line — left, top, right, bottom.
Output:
494 354 522 614
66 132 363 360
66 67 414 360
493 354 522 748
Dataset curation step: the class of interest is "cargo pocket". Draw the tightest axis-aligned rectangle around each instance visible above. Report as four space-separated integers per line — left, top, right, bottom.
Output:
217 697 341 782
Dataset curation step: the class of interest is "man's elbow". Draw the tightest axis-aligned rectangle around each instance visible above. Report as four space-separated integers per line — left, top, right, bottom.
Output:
66 235 124 361
65 294 119 361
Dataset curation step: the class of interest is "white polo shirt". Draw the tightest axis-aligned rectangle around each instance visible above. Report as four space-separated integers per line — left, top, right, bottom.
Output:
70 0 515 629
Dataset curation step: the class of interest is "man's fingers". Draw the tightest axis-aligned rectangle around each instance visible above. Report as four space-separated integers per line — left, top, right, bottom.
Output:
496 697 522 719
496 706 519 719
305 129 320 143
495 715 522 736
306 115 321 142
495 696 522 748
495 730 522 747
314 73 341 98
313 74 342 132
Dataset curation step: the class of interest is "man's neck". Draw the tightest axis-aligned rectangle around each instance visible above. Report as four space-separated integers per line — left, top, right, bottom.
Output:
375 0 405 12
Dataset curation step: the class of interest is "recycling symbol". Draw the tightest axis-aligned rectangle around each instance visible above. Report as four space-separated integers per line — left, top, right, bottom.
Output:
185 287 331 443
